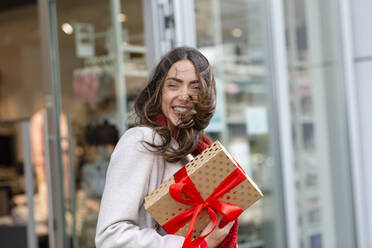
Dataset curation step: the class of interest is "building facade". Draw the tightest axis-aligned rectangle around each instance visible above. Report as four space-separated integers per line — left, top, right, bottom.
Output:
0 0 370 248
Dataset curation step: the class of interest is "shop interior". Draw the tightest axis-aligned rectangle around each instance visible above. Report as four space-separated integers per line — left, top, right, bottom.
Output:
0 1 48 247
0 0 148 247
0 0 268 247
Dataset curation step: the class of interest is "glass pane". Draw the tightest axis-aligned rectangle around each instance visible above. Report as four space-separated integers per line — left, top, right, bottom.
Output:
0 4 44 119
0 121 37 247
0 3 49 247
284 0 356 247
195 0 277 247
54 0 147 247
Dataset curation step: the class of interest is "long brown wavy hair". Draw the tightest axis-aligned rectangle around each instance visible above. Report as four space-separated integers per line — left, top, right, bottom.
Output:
134 46 216 163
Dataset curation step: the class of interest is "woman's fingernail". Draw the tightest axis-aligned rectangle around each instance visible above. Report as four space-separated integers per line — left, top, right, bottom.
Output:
218 218 229 228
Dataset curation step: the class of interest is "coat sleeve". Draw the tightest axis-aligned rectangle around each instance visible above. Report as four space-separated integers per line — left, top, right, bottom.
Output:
95 127 184 248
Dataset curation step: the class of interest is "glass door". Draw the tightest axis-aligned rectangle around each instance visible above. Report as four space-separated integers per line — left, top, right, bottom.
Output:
0 2 49 248
194 0 357 247
46 0 358 248
284 0 356 247
194 0 287 247
51 0 148 247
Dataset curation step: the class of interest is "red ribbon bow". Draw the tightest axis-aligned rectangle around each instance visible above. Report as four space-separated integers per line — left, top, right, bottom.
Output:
162 164 247 248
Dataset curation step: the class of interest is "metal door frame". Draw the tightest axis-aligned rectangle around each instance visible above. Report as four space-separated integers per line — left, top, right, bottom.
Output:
37 0 66 247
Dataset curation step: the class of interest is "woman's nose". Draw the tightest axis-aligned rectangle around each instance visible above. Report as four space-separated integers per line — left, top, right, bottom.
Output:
179 87 190 100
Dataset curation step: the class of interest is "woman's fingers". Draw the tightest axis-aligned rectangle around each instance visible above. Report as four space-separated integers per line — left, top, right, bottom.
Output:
201 214 221 235
202 217 236 248
200 218 215 236
219 220 235 235
201 216 235 236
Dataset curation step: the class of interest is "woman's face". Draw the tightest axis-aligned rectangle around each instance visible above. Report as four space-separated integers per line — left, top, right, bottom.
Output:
161 59 201 128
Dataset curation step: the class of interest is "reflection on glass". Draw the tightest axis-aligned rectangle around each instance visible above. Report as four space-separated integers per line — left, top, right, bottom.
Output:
0 3 49 247
195 0 272 247
285 0 356 247
55 0 147 246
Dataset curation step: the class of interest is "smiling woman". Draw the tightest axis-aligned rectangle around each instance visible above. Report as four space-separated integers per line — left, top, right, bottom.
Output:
134 46 217 163
95 47 239 248
161 60 200 129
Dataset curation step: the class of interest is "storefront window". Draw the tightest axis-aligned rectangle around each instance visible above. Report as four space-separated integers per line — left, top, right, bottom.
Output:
0 2 49 247
0 0 361 247
54 0 147 247
284 0 356 247
195 0 276 247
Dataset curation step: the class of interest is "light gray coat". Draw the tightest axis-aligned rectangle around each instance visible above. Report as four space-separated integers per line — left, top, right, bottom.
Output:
95 126 189 248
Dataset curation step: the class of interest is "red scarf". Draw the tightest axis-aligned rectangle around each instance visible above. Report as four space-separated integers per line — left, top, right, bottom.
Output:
156 114 239 248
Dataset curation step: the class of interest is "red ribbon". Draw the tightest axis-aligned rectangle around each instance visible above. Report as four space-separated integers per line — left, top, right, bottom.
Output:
162 162 247 248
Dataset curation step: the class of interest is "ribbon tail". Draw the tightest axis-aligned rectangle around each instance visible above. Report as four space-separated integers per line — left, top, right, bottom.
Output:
162 207 196 234
185 207 217 248
182 205 204 248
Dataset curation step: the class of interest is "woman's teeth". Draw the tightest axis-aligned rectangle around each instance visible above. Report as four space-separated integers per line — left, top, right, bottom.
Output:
172 107 188 113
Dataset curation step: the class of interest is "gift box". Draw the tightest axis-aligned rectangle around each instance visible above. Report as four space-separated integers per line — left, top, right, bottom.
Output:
144 140 263 241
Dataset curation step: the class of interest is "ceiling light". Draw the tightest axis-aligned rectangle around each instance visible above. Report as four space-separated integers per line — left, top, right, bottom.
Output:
118 13 127 22
232 28 242 38
62 23 73 35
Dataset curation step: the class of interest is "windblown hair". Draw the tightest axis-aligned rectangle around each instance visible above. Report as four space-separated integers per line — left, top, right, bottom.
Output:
134 46 216 162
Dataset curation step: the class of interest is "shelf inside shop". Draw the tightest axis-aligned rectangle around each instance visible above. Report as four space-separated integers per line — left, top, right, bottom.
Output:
123 69 148 77
122 44 146 54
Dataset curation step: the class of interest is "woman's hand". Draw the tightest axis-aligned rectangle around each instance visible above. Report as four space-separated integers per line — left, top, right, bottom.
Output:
200 215 235 248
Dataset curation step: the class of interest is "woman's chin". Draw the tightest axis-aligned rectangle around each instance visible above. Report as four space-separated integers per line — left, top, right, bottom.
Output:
167 118 179 128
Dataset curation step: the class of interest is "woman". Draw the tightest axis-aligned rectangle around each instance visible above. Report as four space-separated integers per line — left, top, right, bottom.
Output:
95 47 238 248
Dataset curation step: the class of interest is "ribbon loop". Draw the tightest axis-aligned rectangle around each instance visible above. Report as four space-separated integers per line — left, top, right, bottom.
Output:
162 166 246 248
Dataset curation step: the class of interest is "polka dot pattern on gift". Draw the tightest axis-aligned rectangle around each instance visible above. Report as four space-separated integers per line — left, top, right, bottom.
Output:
144 140 263 238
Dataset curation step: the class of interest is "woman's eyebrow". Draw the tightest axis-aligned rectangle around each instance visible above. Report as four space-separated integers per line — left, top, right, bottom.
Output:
166 77 183 82
166 77 200 84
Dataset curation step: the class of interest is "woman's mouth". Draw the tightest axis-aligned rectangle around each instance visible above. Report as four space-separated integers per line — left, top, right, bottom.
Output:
172 106 190 113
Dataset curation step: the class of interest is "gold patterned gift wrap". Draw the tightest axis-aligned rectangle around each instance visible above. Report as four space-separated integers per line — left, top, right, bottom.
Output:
144 140 263 239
